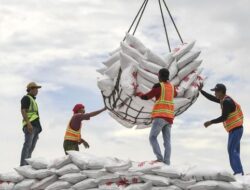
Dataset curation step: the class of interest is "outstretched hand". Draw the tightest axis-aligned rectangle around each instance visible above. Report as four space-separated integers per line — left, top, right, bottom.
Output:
204 121 212 128
80 139 90 148
83 141 90 149
198 83 203 91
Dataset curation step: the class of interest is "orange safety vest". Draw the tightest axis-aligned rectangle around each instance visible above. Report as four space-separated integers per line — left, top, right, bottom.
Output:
64 120 82 142
152 82 175 119
221 96 244 132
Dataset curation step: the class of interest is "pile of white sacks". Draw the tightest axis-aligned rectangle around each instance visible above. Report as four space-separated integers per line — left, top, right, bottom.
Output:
1 151 249 190
97 33 204 129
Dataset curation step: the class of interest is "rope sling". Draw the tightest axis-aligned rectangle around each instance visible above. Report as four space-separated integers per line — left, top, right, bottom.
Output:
101 0 200 126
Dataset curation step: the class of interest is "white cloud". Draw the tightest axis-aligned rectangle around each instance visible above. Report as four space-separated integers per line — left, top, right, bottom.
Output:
0 0 250 173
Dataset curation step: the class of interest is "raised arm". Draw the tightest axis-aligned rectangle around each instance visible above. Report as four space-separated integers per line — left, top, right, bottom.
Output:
200 90 220 103
85 107 107 118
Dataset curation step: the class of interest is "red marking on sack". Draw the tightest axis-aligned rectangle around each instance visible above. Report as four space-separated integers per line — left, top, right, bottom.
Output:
173 47 180 52
132 177 139 184
132 71 137 78
138 161 146 167
183 76 190 81
105 182 113 186
116 179 129 186
197 75 203 80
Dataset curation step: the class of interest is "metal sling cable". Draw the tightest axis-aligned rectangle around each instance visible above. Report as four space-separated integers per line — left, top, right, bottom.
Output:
158 0 171 52
133 0 149 35
162 0 184 44
123 0 148 41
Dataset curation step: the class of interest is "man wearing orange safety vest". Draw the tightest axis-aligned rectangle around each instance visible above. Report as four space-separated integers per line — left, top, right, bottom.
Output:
136 68 177 165
63 104 106 155
199 83 244 175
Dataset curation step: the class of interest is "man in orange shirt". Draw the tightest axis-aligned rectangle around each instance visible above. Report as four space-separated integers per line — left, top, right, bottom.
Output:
63 104 106 154
136 68 177 165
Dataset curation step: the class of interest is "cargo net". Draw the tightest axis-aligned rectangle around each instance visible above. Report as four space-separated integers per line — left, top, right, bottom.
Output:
100 68 202 129
97 0 205 129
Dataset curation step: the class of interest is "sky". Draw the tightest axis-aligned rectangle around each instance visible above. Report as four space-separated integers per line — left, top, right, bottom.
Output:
0 0 249 173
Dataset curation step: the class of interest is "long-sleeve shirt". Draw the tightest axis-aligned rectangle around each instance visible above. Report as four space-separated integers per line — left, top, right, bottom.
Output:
200 90 236 124
139 83 177 124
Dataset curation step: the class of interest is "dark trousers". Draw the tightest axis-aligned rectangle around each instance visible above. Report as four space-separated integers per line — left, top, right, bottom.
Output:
20 120 41 166
228 126 244 174
63 140 79 155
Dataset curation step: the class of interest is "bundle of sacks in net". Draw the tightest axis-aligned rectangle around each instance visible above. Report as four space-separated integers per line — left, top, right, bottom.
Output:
1 151 249 190
97 33 204 129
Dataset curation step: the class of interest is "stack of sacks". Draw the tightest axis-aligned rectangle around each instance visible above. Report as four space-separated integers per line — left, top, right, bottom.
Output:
97 33 204 129
0 152 248 190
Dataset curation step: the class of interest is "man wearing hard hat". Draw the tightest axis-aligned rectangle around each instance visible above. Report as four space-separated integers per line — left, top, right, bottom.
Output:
63 104 106 154
20 82 42 166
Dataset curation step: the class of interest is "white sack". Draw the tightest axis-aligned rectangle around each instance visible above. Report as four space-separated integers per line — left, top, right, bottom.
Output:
105 160 132 173
163 53 174 68
120 52 138 70
0 182 15 190
73 179 98 190
15 166 54 179
104 61 120 79
99 183 126 190
173 41 195 60
140 174 170 186
95 173 120 185
174 98 191 111
183 166 235 182
178 72 198 90
125 181 152 190
139 59 162 75
55 163 80 176
152 185 182 190
45 180 71 190
26 157 49 170
121 42 145 63
125 33 147 54
13 179 37 190
109 47 120 56
137 83 151 94
97 75 115 96
177 51 201 69
170 76 181 86
187 180 243 190
138 66 158 84
117 171 143 184
103 52 120 67
82 170 109 179
145 49 167 67
120 65 137 96
152 165 182 178
178 60 202 81
96 67 107 75
129 161 164 174
48 155 71 169
0 171 24 183
31 175 58 190
59 173 87 184
137 74 154 90
168 60 178 80
170 179 196 189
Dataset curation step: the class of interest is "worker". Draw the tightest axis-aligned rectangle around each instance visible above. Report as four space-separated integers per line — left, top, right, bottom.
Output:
136 68 177 165
199 83 244 175
63 104 106 154
20 82 42 166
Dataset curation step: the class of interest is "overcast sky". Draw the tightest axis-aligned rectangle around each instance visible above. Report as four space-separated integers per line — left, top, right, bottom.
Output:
0 0 249 173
